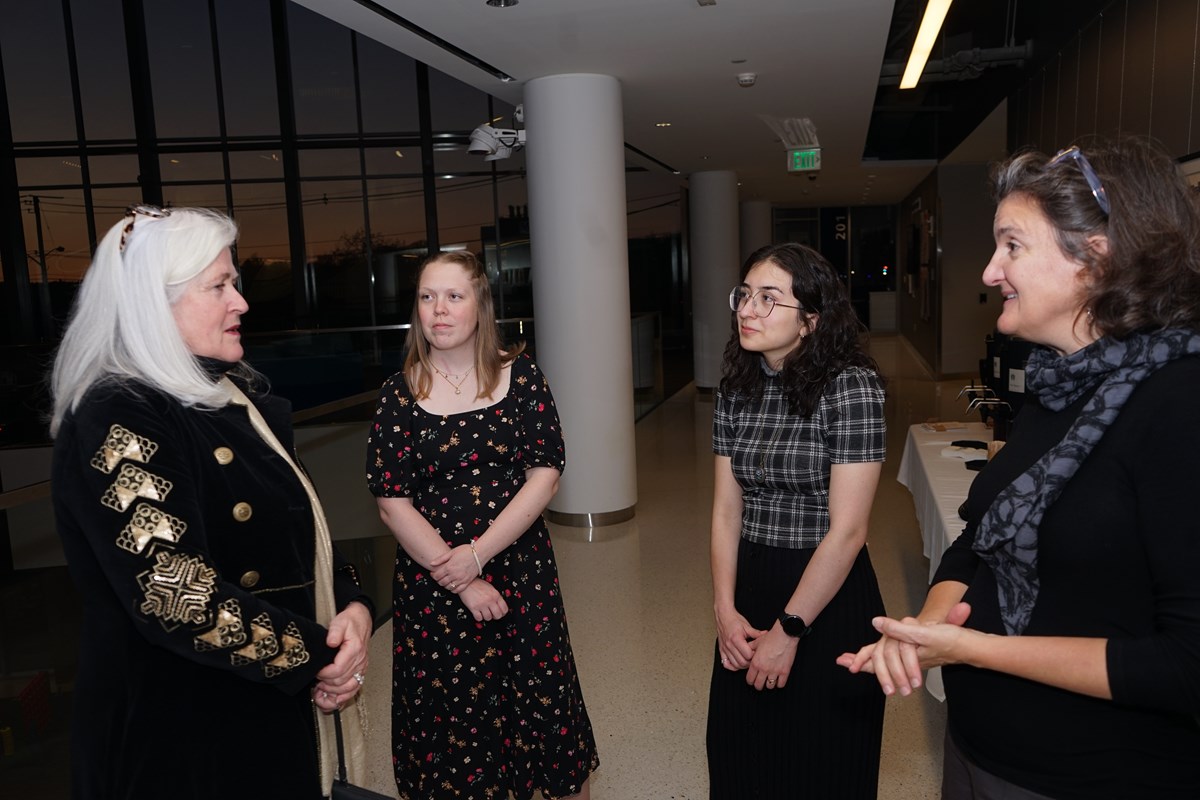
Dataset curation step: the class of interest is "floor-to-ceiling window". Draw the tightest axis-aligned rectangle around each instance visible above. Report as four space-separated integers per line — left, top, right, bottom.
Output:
0 3 531 795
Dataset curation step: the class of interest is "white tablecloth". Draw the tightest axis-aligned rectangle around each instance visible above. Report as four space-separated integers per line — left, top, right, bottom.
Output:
896 421 992 701
897 422 991 581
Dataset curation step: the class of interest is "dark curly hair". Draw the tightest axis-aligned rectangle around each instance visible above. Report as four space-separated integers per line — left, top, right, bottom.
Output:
991 136 1200 338
719 242 879 416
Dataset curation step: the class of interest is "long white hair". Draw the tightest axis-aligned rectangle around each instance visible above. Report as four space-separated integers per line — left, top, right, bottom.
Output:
50 207 241 435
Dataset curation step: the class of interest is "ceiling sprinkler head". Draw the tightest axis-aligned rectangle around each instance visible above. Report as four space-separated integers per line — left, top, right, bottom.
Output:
736 72 757 88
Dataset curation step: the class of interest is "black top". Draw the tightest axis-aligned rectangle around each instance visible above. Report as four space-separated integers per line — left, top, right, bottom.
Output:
53 374 368 799
934 356 1200 799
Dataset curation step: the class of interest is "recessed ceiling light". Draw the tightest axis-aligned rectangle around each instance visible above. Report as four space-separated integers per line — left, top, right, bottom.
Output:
486 0 518 6
394 150 404 158
655 122 671 127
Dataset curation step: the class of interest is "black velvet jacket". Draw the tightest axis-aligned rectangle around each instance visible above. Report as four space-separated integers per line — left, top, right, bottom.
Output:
52 368 369 799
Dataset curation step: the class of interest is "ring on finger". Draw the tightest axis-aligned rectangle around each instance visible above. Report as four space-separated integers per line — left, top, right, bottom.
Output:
352 672 365 686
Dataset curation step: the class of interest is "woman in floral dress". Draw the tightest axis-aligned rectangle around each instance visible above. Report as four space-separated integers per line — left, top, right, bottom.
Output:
365 250 598 800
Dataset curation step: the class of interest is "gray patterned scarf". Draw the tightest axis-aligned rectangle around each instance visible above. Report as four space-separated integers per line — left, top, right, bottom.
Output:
973 328 1200 635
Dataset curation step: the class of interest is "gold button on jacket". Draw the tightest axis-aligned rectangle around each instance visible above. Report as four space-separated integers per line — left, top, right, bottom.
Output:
232 501 253 522
239 570 261 588
213 446 234 465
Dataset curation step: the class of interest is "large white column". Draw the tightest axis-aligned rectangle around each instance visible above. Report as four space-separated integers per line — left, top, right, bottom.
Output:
525 74 636 525
690 170 740 389
739 200 772 266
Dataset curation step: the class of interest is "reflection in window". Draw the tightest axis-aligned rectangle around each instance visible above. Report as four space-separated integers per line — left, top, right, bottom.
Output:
298 149 363 178
232 182 291 331
434 175 496 256
357 35 419 134
364 147 421 176
301 179 368 328
288 3 356 137
72 0 135 141
16 157 86 188
228 151 285 181
214 0 280 137
143 0 220 139
160 152 226 183
87 155 141 186
492 172 531 319
1 1 75 141
367 178 427 325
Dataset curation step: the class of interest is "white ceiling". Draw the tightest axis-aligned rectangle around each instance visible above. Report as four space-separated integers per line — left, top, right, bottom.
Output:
295 0 1004 208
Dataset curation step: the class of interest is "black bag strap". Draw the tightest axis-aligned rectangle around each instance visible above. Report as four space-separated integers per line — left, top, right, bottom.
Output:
333 708 349 784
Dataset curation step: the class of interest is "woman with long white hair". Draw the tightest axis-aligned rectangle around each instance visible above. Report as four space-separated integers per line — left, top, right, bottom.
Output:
51 205 373 799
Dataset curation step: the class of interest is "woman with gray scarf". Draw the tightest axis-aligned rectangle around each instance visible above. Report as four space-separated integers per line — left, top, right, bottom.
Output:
840 137 1200 799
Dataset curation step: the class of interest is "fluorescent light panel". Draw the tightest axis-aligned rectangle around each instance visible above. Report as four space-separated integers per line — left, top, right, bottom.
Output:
900 0 954 89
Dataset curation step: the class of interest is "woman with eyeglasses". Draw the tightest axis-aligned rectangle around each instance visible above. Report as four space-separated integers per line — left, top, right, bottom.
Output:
49 207 374 799
840 137 1200 799
707 243 887 798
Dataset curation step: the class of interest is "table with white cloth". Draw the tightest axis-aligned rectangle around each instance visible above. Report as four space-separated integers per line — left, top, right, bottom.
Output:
896 421 992 700
897 421 992 580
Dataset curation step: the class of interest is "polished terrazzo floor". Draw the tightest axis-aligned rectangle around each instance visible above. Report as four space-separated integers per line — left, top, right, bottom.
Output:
356 335 973 799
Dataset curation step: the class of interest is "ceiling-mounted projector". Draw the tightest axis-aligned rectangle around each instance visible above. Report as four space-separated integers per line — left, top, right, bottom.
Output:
468 104 526 161
467 126 526 161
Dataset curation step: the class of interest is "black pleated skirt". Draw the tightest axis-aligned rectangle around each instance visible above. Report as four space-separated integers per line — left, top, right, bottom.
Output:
706 538 886 799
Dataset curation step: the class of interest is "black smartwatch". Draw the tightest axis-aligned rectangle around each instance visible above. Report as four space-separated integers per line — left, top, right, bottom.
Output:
777 612 812 639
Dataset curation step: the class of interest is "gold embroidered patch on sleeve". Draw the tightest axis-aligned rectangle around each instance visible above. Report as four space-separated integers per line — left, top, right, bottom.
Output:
264 621 310 677
117 503 187 555
231 613 279 665
136 552 216 628
194 599 247 651
91 424 159 474
101 464 173 513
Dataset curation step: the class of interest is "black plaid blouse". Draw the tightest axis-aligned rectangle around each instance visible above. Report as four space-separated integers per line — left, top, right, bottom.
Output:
713 365 885 549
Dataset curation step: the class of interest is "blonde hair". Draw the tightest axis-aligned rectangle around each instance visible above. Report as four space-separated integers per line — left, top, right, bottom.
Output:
403 250 524 400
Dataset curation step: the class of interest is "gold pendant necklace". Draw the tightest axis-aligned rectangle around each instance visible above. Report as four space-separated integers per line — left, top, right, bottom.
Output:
432 364 474 395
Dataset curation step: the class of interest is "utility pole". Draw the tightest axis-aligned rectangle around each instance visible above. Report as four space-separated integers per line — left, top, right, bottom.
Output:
22 194 64 340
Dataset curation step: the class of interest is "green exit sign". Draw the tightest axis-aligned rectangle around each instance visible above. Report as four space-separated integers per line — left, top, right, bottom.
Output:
787 148 822 172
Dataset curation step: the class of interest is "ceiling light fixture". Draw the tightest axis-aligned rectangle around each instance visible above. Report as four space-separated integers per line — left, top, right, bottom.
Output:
486 0 518 6
655 122 671 127
900 0 954 89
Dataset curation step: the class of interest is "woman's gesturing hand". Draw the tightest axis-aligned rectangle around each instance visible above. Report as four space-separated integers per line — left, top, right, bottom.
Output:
836 602 973 696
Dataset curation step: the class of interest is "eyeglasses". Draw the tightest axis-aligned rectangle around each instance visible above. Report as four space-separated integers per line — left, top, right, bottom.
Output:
1047 146 1110 216
120 204 171 252
729 286 803 318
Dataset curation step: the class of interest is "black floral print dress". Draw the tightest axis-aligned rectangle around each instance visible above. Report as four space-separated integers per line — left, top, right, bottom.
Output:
366 354 598 800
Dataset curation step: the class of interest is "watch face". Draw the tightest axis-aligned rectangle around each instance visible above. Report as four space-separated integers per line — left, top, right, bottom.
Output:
779 613 810 637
